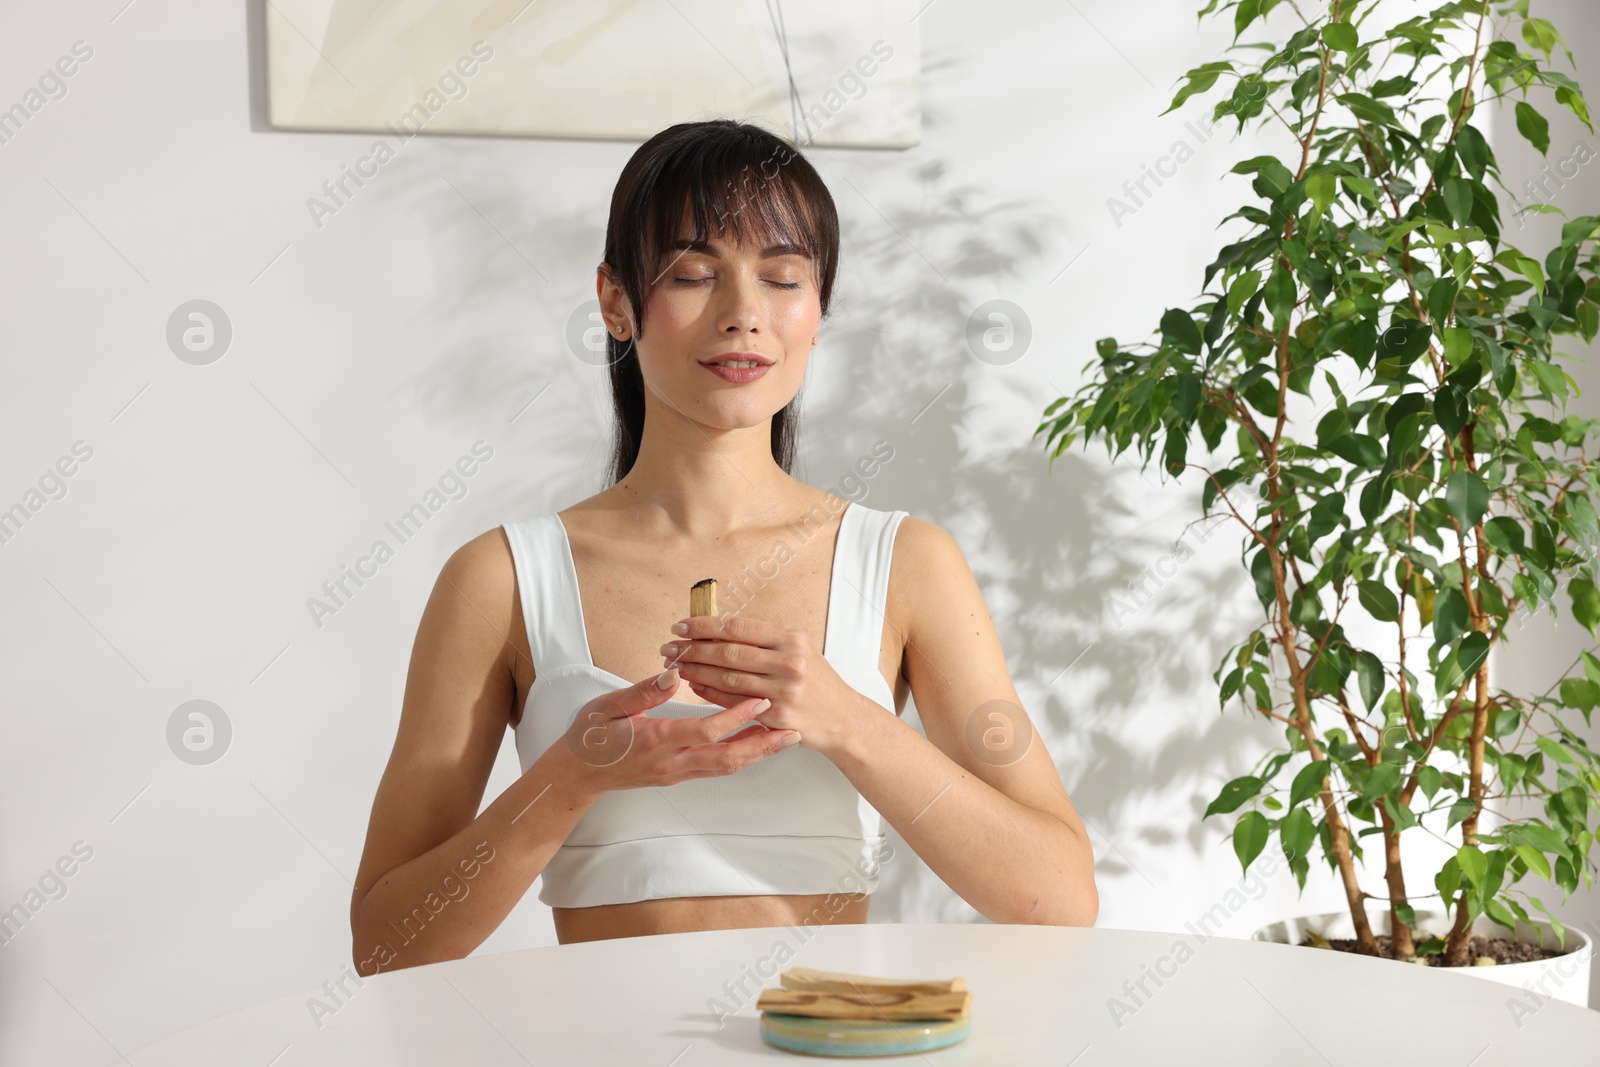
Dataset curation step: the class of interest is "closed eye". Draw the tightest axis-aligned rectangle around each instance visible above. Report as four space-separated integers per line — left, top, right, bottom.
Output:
673 277 804 289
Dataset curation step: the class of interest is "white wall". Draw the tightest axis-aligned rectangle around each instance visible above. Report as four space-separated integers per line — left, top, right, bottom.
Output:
4 2 1593 1064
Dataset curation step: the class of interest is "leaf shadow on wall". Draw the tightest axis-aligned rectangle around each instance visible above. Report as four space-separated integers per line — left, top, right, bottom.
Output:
386 54 1279 927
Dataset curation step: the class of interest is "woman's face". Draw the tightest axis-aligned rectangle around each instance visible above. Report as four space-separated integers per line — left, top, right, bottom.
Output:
601 220 821 431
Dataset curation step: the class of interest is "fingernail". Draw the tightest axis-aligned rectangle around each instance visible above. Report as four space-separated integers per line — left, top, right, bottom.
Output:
671 622 689 635
655 668 679 689
781 732 801 747
754 698 772 713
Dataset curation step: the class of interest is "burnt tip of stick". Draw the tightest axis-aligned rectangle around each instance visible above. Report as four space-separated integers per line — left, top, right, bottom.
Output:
689 578 718 618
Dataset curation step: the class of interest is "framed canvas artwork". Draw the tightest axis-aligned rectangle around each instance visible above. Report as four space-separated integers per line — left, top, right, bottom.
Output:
265 0 921 148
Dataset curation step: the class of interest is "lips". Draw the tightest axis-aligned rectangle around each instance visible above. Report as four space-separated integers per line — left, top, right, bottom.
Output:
702 360 771 384
699 352 773 384
699 353 774 368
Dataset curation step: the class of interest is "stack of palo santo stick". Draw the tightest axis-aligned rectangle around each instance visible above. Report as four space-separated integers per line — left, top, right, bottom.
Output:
756 967 972 1021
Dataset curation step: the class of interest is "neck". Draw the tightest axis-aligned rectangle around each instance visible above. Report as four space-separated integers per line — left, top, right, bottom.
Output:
609 404 796 539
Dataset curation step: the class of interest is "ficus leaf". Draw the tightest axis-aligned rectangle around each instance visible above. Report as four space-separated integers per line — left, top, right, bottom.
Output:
1445 470 1488 530
1433 586 1470 646
1305 173 1338 216
1515 844 1552 882
1522 17 1568 63
1234 811 1270 872
1162 61 1233 115
1377 318 1432 365
1516 101 1552 155
1250 547 1277 608
1442 327 1473 369
1173 372 1203 422
1205 775 1263 818
1575 652 1600 693
1161 308 1204 355
1324 433 1385 466
1264 266 1297 330
1362 761 1401 800
1555 86 1592 132
1436 381 1470 437
1456 124 1490 182
1228 270 1263 315
1281 807 1315 862
1355 650 1385 711
1570 578 1600 638
1322 23 1357 55
1358 581 1399 623
1458 631 1490 678
1290 761 1330 809
1442 179 1474 227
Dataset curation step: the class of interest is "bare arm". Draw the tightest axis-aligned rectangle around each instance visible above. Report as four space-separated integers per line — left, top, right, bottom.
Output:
829 517 1099 926
348 529 601 975
349 528 804 973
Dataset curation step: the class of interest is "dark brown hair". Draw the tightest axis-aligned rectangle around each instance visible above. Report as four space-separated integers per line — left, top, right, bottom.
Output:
600 119 840 486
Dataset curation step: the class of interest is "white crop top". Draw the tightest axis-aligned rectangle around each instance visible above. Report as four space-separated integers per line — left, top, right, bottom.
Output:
502 499 908 908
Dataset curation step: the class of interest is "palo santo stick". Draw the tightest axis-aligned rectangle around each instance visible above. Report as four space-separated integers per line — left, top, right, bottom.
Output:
756 989 972 1021
779 967 966 996
690 578 718 618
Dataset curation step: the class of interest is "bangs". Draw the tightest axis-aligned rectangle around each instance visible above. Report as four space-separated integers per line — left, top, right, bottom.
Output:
642 146 825 282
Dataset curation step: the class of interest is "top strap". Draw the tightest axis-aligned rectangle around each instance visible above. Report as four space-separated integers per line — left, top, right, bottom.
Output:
824 503 909 663
501 516 591 674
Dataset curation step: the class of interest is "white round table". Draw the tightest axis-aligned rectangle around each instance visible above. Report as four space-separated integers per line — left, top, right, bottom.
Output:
126 923 1596 1063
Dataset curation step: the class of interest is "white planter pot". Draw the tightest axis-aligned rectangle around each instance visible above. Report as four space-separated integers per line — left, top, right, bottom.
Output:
1253 908 1593 1008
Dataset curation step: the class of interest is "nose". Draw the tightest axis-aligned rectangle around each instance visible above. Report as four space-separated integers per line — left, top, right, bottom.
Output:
714 269 766 337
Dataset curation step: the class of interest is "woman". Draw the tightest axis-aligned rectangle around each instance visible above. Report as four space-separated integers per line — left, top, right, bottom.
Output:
349 120 1096 974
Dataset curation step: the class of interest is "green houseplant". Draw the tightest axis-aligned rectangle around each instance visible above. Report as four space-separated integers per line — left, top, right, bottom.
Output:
1038 0 1600 967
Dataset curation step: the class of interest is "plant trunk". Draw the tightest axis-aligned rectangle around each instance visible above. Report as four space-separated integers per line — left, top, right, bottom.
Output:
1445 620 1492 965
1445 424 1491 966
1268 540 1380 955
1379 808 1414 958
1322 780 1379 954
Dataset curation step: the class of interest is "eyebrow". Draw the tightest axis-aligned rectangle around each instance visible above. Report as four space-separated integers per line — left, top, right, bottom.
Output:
668 238 810 258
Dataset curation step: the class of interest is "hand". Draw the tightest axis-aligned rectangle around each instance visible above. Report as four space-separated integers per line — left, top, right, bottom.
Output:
660 614 862 759
560 668 801 792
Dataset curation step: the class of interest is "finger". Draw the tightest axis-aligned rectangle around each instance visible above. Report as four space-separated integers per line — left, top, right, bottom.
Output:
672 613 791 651
663 637 775 677
685 680 741 709
725 727 802 761
600 667 683 718
717 722 776 745
679 661 768 700
681 724 801 776
694 683 784 736
673 694 771 746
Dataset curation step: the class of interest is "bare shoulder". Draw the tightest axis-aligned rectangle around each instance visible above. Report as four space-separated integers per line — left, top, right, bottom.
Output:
889 514 973 593
442 525 532 694
891 513 961 560
885 514 980 654
442 525 518 600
